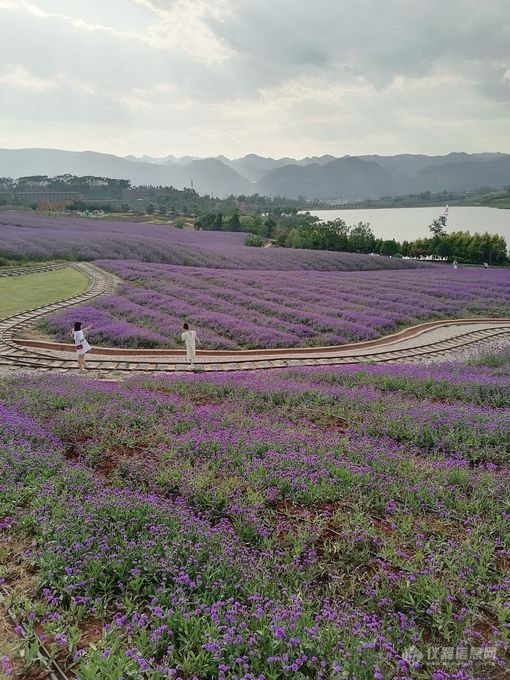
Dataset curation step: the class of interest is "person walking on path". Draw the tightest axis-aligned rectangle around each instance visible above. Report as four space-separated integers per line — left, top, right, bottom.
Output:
181 322 201 369
452 260 458 270
72 321 93 371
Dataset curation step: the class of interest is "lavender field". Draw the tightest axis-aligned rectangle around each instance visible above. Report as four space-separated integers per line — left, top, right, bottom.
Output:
0 212 430 271
0 351 508 678
44 260 510 348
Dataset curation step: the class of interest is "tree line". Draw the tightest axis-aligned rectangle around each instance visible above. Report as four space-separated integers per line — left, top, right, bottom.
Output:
0 175 327 214
0 175 130 197
1 175 507 263
195 210 508 264
336 186 510 210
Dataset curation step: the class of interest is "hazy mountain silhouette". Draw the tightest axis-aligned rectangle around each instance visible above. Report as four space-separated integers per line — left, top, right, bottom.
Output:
217 154 299 182
172 158 251 195
1 148 509 200
0 148 250 196
359 152 509 185
406 155 510 193
255 157 398 200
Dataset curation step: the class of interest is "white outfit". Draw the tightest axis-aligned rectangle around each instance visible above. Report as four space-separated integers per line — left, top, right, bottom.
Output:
73 330 91 355
181 329 198 364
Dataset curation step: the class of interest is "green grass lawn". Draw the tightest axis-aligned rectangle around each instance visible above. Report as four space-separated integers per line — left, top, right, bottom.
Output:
0 267 88 319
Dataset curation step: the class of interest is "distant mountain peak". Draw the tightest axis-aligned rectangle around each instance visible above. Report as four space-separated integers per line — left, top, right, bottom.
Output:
1 148 509 200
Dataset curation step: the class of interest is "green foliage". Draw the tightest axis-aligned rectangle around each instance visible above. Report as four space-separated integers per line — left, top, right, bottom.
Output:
240 213 265 235
68 200 123 213
435 240 453 257
2 173 507 263
349 221 377 252
335 185 510 210
429 214 447 238
0 174 327 216
193 208 508 263
380 239 399 256
1 351 509 678
412 230 507 264
228 211 241 231
244 233 264 247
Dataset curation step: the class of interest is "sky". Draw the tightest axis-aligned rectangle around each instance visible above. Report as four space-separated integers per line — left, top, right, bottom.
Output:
0 0 509 159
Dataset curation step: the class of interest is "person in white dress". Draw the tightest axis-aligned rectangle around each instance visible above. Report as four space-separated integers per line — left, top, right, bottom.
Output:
72 321 93 371
181 322 201 368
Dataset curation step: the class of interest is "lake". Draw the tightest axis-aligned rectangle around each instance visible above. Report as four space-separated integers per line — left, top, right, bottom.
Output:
308 206 510 243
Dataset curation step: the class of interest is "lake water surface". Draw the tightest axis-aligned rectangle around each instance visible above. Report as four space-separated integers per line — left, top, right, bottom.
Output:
309 206 510 243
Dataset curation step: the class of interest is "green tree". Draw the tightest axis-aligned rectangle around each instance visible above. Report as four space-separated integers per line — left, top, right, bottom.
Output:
348 222 376 253
310 219 350 251
436 240 453 259
240 213 264 235
245 233 264 247
194 212 216 230
228 211 241 232
401 240 411 256
264 214 277 237
287 227 313 249
429 214 447 239
380 239 399 256
213 212 223 231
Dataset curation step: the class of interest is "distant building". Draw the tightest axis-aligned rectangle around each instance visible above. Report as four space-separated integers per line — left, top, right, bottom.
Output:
15 191 82 202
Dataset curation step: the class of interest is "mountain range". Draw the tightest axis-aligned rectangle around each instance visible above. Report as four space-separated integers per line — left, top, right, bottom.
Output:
1 148 509 201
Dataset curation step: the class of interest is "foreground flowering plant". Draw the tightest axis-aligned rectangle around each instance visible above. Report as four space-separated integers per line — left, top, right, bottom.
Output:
0 351 508 678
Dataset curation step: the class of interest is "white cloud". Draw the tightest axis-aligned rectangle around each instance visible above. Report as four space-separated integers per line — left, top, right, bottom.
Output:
131 0 234 60
0 0 20 10
0 65 55 92
0 0 510 156
0 0 148 41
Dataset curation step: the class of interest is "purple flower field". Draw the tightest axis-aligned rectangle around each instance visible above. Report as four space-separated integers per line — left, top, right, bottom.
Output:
0 211 432 271
0 352 509 678
1 212 509 679
44 260 510 348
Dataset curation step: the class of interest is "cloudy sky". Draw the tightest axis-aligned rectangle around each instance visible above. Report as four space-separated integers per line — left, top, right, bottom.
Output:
0 0 509 158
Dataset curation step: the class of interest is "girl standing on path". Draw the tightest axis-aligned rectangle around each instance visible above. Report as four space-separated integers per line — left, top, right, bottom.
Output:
181 322 201 369
72 321 93 371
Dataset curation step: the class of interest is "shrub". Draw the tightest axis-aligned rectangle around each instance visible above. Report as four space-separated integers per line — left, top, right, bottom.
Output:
245 233 264 247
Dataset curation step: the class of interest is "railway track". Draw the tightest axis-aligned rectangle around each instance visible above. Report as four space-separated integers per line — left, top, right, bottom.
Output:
0 262 68 277
1 324 510 373
0 262 119 371
0 263 509 373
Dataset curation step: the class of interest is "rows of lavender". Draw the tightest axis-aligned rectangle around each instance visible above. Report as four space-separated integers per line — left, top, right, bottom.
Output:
44 260 510 348
0 212 429 271
1 352 509 678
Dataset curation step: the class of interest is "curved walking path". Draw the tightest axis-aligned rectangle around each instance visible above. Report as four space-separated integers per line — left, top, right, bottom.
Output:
1 262 509 373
